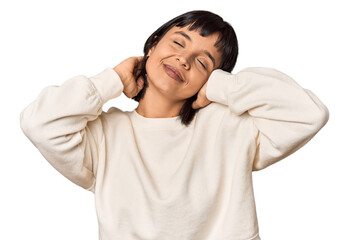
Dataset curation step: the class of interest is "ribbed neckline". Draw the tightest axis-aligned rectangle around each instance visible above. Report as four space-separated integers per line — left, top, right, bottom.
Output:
128 109 186 130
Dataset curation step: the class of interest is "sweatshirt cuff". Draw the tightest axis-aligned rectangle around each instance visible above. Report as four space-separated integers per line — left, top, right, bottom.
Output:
206 69 239 106
89 67 124 105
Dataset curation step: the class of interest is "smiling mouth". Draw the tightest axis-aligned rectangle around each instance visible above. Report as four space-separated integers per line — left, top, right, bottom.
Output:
163 64 184 83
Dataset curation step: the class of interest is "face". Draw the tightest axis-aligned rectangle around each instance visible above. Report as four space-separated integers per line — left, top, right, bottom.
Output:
145 25 222 101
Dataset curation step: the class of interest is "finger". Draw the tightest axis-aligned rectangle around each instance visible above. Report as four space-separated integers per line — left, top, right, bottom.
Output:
135 56 144 64
137 76 144 87
192 101 199 109
135 56 145 70
137 77 144 92
192 99 211 109
132 57 144 76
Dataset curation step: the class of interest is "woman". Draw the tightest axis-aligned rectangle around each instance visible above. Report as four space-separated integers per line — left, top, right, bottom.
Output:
20 10 329 240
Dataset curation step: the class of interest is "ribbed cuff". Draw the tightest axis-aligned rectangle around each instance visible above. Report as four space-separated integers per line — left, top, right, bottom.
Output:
206 69 239 106
89 67 124 105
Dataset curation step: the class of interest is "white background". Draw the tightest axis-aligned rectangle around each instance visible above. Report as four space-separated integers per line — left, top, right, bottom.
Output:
1 0 347 239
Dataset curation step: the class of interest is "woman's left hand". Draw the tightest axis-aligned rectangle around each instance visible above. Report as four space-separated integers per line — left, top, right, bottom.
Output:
192 81 212 109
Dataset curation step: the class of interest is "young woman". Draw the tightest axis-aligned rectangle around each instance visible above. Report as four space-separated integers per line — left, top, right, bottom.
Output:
20 10 329 240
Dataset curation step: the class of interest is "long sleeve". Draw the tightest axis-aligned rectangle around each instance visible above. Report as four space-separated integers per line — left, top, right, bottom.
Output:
206 67 329 171
19 67 124 191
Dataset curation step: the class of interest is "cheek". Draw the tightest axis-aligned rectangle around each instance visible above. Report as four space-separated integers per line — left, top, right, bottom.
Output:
145 57 160 78
146 49 174 79
190 72 208 88
146 49 166 73
183 76 208 97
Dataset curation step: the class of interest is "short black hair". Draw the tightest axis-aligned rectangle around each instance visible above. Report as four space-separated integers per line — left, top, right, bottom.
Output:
132 10 239 126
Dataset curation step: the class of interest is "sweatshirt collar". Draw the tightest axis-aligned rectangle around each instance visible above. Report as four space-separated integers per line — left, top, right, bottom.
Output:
129 109 187 130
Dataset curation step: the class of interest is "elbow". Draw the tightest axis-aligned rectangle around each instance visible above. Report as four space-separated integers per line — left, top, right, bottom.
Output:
305 105 330 136
310 104 330 132
20 110 31 137
304 88 330 131
20 109 44 144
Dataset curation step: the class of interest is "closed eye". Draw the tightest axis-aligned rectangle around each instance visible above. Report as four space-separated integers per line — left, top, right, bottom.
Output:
198 60 207 70
173 40 207 70
174 41 184 47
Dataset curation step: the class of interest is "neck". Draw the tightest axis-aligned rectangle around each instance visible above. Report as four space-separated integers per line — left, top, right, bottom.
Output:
136 84 185 118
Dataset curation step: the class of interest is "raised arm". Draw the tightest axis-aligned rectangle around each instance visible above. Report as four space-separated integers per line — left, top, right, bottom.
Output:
19 67 124 191
206 67 329 171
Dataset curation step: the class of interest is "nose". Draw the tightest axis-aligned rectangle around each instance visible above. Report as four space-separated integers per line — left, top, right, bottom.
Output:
176 55 190 70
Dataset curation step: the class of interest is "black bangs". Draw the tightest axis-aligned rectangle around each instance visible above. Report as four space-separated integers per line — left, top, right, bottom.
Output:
180 12 224 37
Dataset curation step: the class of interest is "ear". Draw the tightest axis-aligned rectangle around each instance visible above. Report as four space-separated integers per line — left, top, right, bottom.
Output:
148 46 154 56
148 35 158 57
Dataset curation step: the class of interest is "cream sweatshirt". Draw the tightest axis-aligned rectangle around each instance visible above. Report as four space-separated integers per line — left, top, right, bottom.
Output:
20 66 329 240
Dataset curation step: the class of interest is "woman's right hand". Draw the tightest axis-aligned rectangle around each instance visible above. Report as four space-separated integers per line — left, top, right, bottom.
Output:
113 56 145 98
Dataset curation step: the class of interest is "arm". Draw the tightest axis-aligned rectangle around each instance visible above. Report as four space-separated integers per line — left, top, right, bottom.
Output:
206 67 329 171
19 67 124 191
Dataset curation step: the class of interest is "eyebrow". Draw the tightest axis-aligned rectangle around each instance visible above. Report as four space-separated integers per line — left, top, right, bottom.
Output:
174 31 216 67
